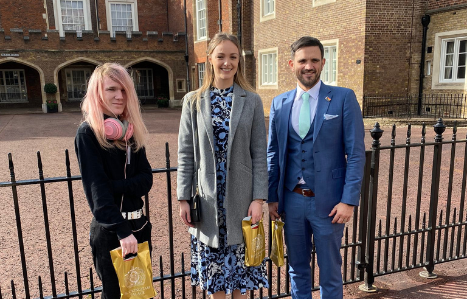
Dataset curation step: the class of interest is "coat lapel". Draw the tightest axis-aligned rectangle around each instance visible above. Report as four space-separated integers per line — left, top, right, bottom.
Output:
313 82 332 143
279 90 296 156
199 89 215 152
228 83 245 146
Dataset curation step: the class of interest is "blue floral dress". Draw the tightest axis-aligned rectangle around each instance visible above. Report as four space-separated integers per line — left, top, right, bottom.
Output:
190 85 268 295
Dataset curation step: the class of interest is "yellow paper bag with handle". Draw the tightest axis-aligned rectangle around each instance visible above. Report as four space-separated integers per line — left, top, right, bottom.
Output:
242 216 265 267
110 241 156 299
270 220 285 267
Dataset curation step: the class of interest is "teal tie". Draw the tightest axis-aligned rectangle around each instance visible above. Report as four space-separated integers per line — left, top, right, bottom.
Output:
299 92 311 139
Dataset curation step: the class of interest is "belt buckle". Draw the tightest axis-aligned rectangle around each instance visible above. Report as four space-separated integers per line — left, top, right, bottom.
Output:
302 188 310 196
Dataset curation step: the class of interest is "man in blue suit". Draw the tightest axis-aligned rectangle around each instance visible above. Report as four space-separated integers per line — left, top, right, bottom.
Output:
267 36 366 299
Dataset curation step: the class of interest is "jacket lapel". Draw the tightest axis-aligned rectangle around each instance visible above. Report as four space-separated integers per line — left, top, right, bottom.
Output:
313 82 331 143
199 89 215 152
279 90 296 156
229 83 245 146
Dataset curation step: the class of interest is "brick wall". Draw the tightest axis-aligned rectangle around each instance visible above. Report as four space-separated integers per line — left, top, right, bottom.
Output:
0 0 47 32
364 0 426 96
253 0 366 114
428 0 467 10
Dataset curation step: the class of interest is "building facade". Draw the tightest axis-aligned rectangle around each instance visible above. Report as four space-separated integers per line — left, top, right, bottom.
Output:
0 0 189 112
251 0 466 114
1 0 465 114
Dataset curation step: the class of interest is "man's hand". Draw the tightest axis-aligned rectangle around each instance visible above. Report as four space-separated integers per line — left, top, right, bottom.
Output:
268 202 280 221
329 202 354 224
120 234 138 258
179 200 194 227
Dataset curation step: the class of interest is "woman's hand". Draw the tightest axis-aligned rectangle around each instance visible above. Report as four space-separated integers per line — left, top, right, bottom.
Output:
248 199 264 224
120 234 138 258
179 200 195 227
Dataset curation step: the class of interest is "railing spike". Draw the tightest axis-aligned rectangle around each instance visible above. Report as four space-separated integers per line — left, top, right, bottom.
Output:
37 151 44 179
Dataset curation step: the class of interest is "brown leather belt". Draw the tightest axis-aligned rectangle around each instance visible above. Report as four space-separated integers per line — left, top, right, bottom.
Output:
293 185 315 197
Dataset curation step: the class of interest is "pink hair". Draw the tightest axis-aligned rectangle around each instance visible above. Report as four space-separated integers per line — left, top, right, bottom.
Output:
81 63 148 151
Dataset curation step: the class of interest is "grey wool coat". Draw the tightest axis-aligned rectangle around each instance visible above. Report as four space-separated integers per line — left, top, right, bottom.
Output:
177 83 268 248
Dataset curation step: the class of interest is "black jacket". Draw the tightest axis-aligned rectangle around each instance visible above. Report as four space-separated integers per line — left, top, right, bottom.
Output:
75 121 153 240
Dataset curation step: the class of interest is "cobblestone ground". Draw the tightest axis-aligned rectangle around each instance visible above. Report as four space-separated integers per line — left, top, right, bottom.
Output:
1 107 467 298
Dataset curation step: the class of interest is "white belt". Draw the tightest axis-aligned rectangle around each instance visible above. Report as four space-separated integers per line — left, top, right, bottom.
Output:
122 208 143 220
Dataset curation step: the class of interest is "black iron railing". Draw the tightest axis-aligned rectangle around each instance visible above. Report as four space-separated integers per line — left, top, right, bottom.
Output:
1 120 467 298
363 94 467 119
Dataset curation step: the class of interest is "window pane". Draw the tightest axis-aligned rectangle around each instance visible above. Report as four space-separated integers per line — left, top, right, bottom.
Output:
459 53 466 67
458 67 465 79
111 3 133 36
460 40 466 53
445 54 454 66
444 67 453 79
446 41 455 54
61 0 85 31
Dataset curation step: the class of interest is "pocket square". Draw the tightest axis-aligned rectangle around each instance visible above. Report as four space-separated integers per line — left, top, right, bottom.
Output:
324 114 339 120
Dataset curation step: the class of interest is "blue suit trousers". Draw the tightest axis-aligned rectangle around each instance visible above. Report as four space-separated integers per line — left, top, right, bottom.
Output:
283 188 345 299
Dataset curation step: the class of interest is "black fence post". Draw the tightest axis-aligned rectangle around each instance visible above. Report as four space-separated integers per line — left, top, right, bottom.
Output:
359 123 383 292
8 153 30 299
420 118 445 279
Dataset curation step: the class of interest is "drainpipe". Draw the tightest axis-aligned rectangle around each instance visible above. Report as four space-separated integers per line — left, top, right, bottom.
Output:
167 0 170 31
237 0 241 45
418 14 430 116
184 0 190 92
218 0 222 32
95 0 99 36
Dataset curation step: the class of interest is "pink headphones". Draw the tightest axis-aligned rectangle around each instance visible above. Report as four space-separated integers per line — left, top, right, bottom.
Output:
104 118 134 141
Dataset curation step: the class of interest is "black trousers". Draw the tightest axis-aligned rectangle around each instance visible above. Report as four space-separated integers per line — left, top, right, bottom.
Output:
89 217 152 299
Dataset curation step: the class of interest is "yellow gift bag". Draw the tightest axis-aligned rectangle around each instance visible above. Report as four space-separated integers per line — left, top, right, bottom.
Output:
270 220 285 267
110 241 156 299
242 216 266 267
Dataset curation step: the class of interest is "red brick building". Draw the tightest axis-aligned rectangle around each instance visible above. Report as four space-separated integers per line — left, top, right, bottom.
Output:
0 0 189 112
251 0 466 114
1 0 465 115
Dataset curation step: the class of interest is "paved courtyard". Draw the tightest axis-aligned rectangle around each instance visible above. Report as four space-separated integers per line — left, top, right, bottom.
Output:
1 107 467 298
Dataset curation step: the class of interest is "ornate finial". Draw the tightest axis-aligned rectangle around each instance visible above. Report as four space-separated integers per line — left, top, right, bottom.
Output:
406 124 411 145
433 118 446 142
370 122 384 148
421 123 426 144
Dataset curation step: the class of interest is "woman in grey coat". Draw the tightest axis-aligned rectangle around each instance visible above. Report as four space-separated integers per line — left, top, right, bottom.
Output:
177 33 269 299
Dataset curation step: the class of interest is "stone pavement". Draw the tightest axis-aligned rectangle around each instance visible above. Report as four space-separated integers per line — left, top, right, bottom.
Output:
1 107 467 299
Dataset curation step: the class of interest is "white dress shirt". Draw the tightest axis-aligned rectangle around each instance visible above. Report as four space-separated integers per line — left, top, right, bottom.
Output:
291 80 321 136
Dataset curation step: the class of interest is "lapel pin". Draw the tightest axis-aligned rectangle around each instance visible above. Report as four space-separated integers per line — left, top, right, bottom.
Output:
325 96 331 102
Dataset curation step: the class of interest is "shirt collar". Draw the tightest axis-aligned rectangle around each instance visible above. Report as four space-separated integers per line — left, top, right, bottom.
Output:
295 80 321 102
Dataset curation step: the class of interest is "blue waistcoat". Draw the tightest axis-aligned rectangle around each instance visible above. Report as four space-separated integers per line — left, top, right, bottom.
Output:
285 116 316 192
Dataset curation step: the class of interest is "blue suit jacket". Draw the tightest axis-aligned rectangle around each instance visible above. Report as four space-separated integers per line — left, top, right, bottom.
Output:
267 82 366 218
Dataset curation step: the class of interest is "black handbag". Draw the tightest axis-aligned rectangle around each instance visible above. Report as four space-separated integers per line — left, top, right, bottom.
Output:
189 189 201 223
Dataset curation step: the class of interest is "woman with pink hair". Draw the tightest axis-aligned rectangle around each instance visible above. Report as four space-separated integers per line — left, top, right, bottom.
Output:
74 63 153 298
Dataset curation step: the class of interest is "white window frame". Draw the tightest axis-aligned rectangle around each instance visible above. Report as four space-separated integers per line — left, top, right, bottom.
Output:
0 69 28 103
106 0 139 38
432 29 467 90
260 0 275 22
198 63 205 88
132 68 154 99
439 37 466 83
54 0 92 37
313 0 336 7
195 0 207 40
320 40 338 85
258 48 278 89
